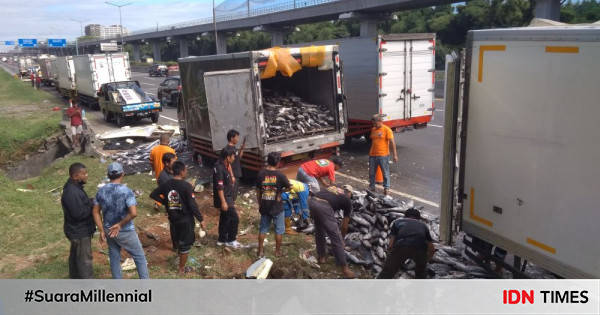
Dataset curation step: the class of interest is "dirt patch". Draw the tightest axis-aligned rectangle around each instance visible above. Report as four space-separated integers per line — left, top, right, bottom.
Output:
0 104 49 118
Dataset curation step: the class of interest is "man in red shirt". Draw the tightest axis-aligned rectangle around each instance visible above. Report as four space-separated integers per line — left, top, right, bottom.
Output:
296 157 343 193
30 72 35 87
66 100 83 148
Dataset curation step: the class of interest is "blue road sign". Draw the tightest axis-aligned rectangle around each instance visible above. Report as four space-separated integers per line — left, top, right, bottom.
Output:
18 39 37 47
3 41 15 46
48 38 66 47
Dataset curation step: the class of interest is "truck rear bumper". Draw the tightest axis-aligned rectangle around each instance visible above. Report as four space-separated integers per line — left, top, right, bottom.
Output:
347 115 433 136
122 109 161 117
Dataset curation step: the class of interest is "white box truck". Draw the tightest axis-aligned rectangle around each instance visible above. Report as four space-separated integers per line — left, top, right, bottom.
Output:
295 34 435 141
441 25 600 278
73 52 131 108
53 56 76 98
38 57 56 86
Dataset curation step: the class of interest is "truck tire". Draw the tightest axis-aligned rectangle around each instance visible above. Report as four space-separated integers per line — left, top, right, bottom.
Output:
116 114 125 127
151 113 160 123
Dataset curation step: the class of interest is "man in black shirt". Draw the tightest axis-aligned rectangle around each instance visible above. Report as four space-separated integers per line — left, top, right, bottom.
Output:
377 208 434 279
224 129 246 198
256 152 291 257
315 186 353 237
61 163 95 279
213 146 242 248
150 161 204 275
158 153 177 187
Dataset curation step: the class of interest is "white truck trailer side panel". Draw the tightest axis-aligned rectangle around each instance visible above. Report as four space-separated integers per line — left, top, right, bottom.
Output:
74 53 131 97
54 56 76 90
462 27 600 278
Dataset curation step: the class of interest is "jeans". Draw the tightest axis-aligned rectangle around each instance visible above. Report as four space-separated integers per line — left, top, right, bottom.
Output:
68 236 93 279
369 155 390 189
282 189 310 220
106 230 149 279
259 212 285 235
296 167 320 193
218 204 239 243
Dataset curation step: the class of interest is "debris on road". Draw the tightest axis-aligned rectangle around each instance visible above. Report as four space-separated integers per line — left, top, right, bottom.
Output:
98 125 157 140
109 137 189 175
245 257 273 279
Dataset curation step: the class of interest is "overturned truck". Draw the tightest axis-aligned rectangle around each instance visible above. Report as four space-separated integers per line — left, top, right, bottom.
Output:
178 45 347 173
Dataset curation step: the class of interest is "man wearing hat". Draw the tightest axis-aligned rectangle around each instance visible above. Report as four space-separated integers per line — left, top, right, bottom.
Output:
92 162 149 279
377 208 434 279
369 114 398 196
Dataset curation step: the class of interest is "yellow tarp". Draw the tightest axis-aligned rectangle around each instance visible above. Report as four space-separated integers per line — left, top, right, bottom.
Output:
260 46 327 79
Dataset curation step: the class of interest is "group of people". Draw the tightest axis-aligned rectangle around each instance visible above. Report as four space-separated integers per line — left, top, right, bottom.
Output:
29 70 42 89
60 113 434 279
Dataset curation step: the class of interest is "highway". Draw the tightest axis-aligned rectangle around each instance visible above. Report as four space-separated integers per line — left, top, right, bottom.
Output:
0 60 446 215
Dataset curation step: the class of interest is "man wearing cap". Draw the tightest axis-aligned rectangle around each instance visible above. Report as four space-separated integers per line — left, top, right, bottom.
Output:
92 162 149 279
369 114 398 196
296 157 344 193
377 208 434 279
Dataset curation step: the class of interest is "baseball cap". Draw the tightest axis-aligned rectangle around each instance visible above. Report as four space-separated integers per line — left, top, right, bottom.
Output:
107 162 124 176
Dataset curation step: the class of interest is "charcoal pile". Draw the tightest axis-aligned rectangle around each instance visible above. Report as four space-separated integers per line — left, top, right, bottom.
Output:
262 90 335 140
110 137 189 175
340 190 495 279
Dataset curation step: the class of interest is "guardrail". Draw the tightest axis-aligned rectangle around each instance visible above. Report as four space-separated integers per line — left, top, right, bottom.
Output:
81 0 341 43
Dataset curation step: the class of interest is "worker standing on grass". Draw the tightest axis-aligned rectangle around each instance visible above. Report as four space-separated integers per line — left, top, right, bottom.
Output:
377 208 434 279
156 152 177 250
256 152 291 258
61 163 95 279
369 114 398 196
296 157 344 193
149 134 176 210
281 179 310 234
213 147 242 249
30 71 34 87
308 192 356 278
92 162 149 279
150 161 204 276
35 71 42 89
224 129 246 198
66 100 83 149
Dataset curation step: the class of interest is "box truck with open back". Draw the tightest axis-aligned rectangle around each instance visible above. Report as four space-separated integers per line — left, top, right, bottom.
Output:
73 52 131 109
38 56 56 86
297 34 435 142
53 56 77 98
178 45 347 174
440 26 600 278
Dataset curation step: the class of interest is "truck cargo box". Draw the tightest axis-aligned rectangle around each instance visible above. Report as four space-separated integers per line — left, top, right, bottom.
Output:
179 45 347 171
53 56 76 93
38 57 56 85
442 25 600 278
73 52 131 106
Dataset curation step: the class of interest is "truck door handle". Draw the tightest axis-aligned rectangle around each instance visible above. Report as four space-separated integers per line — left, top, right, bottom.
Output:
412 95 420 100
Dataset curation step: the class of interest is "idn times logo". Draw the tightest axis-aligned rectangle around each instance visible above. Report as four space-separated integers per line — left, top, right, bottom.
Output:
503 290 589 304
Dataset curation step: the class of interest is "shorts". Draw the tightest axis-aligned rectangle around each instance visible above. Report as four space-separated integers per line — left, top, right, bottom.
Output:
259 212 285 235
171 217 195 254
71 125 83 135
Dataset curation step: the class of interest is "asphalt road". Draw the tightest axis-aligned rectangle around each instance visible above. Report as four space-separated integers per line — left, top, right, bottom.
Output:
1 61 447 216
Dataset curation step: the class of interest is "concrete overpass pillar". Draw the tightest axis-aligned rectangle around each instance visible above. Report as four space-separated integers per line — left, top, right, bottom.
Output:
216 32 227 55
360 19 378 37
152 40 161 62
534 0 561 21
178 38 189 58
270 30 284 47
132 42 141 62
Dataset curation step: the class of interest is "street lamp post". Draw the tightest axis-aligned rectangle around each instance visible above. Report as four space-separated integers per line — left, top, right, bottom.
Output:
70 18 88 55
105 1 133 52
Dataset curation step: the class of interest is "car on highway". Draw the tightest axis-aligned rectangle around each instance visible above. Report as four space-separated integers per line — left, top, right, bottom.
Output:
148 64 168 77
98 80 162 126
1 57 7 62
157 76 181 107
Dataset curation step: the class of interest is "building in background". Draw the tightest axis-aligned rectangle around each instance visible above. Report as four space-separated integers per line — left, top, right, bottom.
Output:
84 24 128 39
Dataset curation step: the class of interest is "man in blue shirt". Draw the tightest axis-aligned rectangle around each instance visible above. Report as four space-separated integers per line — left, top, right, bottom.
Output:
92 162 149 279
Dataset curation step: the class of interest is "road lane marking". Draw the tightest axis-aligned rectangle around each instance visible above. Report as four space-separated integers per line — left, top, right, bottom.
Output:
141 82 154 86
160 115 178 122
435 109 445 112
429 124 443 128
434 98 444 101
335 171 440 208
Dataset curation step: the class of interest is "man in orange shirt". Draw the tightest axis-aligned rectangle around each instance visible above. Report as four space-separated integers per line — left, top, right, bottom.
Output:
150 134 176 179
369 114 398 196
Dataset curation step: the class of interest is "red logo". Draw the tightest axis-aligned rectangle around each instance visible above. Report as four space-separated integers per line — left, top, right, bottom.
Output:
503 290 534 304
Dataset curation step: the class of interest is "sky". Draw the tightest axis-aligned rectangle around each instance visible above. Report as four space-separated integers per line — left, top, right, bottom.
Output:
0 0 219 51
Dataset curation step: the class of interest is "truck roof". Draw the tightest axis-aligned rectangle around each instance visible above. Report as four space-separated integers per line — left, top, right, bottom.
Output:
469 25 600 42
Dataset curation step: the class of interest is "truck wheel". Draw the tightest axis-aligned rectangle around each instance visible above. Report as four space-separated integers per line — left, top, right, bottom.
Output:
343 135 353 149
116 114 125 127
151 113 160 123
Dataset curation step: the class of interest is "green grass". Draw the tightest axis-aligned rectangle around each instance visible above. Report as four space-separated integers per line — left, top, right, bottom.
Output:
0 68 63 165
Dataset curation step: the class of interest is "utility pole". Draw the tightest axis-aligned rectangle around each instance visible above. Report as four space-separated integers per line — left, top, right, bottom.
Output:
213 0 218 53
105 1 133 52
70 18 88 55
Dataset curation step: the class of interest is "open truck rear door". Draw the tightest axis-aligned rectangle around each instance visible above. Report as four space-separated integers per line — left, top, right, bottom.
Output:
204 69 261 150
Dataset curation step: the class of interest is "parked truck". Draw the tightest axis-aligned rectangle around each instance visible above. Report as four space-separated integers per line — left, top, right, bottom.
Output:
38 56 56 86
18 57 34 78
73 52 131 109
53 56 77 98
97 80 162 126
296 34 435 142
178 45 347 173
440 25 600 278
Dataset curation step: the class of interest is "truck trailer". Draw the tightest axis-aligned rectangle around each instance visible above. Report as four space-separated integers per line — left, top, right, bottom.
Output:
296 34 435 141
53 56 77 98
73 52 131 108
441 25 600 278
18 57 34 78
178 45 347 173
38 56 56 86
